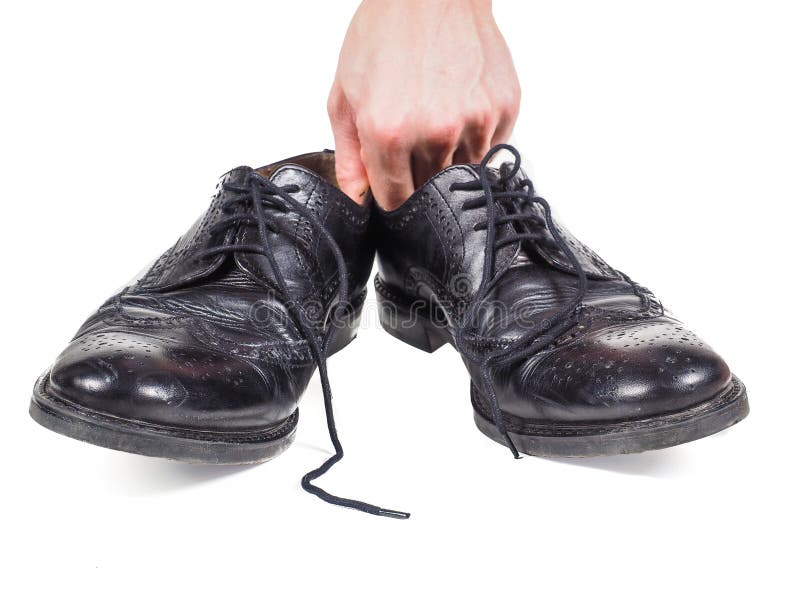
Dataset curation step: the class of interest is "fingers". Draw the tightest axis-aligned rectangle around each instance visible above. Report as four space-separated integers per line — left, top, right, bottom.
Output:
449 93 519 168
327 85 369 203
410 119 459 188
411 146 454 191
408 102 508 191
328 84 520 209
453 104 495 165
490 113 516 148
358 115 415 210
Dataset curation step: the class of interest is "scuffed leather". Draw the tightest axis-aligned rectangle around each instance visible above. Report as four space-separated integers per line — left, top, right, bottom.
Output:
375 164 732 423
44 152 373 431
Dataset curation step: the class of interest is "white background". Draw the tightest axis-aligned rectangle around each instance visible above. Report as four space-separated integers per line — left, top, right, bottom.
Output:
1 1 798 598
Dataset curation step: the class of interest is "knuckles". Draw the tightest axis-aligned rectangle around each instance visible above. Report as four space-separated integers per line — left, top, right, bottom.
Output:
353 93 519 157
358 113 410 151
424 120 462 149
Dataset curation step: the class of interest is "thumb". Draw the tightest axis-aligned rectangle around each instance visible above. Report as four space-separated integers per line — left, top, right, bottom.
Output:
328 86 369 203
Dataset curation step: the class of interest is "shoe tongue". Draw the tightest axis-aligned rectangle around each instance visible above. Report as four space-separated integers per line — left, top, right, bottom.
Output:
134 161 347 298
266 163 319 191
473 163 620 281
133 165 258 292
233 164 338 306
225 165 255 185
221 163 320 190
451 163 534 281
483 162 527 187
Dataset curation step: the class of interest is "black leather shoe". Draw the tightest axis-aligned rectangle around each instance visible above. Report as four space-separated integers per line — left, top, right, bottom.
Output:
31 151 408 518
374 144 748 457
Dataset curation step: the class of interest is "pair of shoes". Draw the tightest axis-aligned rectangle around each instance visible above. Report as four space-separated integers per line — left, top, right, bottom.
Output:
30 145 749 518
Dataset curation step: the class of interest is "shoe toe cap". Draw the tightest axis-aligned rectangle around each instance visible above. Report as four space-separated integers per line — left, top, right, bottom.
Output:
46 330 299 429
505 319 732 422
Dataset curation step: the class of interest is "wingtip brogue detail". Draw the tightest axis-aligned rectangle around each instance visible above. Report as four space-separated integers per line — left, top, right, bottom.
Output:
374 144 748 457
31 151 408 518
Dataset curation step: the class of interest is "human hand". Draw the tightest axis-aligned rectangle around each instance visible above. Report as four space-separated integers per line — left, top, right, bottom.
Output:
328 0 520 209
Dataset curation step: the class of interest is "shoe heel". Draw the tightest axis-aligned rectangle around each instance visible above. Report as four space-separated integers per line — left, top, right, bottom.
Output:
376 284 450 353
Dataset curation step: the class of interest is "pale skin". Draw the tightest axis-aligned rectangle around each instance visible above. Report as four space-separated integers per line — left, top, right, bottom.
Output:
328 0 521 210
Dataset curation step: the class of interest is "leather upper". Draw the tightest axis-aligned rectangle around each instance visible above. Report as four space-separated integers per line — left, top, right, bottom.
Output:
374 162 732 423
45 151 373 431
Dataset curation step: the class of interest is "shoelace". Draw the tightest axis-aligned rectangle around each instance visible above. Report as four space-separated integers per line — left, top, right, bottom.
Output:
196 171 410 519
450 144 592 458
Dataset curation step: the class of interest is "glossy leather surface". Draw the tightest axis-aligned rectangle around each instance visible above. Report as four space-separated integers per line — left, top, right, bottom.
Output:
43 151 373 431
374 163 732 423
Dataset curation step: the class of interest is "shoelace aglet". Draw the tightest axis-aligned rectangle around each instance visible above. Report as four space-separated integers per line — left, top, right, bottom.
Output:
377 508 411 519
504 435 521 459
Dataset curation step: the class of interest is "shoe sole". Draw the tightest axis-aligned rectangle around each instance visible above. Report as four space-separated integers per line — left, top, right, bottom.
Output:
471 376 748 457
29 302 363 465
376 277 749 457
30 373 298 465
